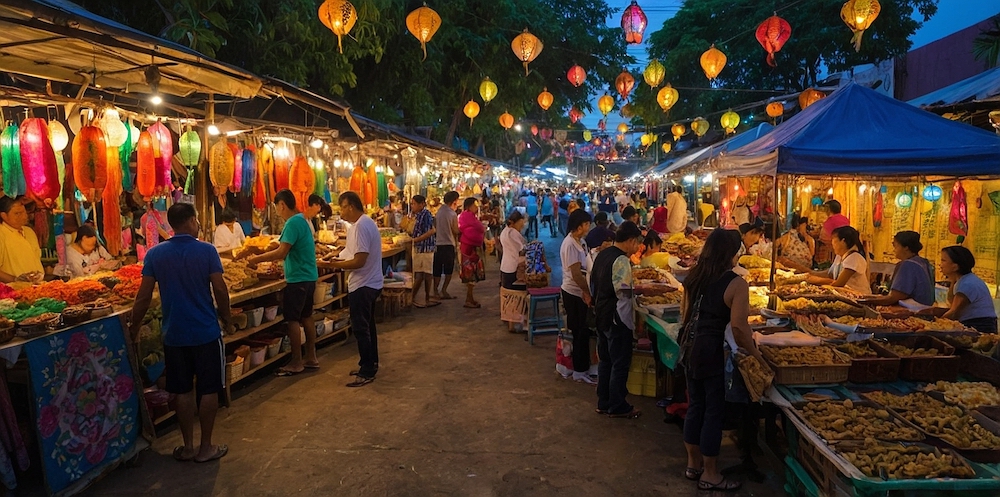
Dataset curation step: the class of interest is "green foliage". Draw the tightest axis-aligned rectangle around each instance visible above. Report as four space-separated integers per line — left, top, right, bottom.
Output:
973 16 1000 69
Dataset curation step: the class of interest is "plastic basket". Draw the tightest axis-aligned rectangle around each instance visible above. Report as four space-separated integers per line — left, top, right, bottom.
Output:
845 344 900 383
266 338 281 359
246 307 264 328
871 336 958 382
626 351 657 397
264 305 279 322
249 347 266 368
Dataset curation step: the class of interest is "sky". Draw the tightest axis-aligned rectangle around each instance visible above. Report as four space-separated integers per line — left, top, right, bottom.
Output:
582 0 1000 133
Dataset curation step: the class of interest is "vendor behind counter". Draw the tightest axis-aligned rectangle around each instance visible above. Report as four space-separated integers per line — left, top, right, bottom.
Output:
0 196 44 283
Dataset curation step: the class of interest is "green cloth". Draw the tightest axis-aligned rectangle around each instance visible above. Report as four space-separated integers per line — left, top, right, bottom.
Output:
279 213 318 283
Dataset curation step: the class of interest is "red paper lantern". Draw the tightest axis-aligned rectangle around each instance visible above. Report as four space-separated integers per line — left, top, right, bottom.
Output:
71 124 108 202
615 70 636 101
755 15 792 67
569 107 584 124
530 125 538 136
621 1 648 45
148 120 173 195
567 65 586 88
18 118 60 206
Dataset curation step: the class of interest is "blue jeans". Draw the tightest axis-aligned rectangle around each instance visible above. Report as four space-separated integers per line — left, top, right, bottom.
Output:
597 322 633 414
349 287 381 377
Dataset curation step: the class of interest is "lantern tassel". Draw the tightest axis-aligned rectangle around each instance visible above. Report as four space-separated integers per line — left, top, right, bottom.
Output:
337 34 343 54
767 52 777 67
523 61 529 76
852 30 863 52
421 42 427 61
184 166 196 194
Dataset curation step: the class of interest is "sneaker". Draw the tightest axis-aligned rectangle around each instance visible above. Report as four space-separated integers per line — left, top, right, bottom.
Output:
573 372 597 384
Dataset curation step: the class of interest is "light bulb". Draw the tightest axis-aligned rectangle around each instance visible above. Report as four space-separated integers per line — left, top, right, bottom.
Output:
207 124 220 136
150 94 163 105
827 187 834 195
333 159 342 169
514 124 522 132
310 138 323 149
683 175 695 183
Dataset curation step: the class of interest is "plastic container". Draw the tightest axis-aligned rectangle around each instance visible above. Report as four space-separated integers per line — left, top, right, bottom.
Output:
249 347 266 368
266 338 281 358
246 307 264 327
264 305 279 322
315 320 326 338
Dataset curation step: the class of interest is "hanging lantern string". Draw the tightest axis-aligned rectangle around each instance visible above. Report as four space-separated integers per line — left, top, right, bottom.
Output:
715 0 811 47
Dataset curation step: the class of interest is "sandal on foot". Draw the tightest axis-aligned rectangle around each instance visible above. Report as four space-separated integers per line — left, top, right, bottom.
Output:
607 408 642 419
346 376 375 388
194 444 228 463
595 408 608 415
698 477 742 492
440 293 457 300
684 467 704 481
172 446 196 462
303 363 320 370
275 368 306 377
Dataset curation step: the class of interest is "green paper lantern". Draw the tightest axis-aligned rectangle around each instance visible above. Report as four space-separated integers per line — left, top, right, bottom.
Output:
178 129 202 194
895 191 913 208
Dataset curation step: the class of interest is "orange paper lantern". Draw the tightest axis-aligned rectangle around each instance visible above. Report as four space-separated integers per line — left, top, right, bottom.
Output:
799 88 826 110
136 131 158 199
615 70 635 101
289 157 315 211
657 84 679 112
71 125 108 202
464 100 481 125
537 88 554 111
841 0 880 52
671 123 686 141
511 29 543 76
700 44 727 80
567 65 586 88
318 0 357 54
405 4 441 61
766 102 784 118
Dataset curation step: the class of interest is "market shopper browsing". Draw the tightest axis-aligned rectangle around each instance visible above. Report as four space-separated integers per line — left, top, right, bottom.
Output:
458 197 486 308
130 203 231 463
247 189 320 376
409 195 439 308
433 191 461 300
560 209 594 384
320 192 383 387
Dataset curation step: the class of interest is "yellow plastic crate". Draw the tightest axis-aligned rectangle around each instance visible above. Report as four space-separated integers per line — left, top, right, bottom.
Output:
627 351 657 397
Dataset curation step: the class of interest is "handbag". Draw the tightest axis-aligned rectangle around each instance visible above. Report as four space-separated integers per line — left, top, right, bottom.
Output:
676 293 703 371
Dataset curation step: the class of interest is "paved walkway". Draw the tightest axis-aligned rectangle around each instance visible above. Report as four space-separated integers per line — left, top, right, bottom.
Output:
72 235 784 497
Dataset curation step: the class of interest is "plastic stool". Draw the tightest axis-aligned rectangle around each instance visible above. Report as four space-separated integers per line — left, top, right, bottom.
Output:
527 287 563 345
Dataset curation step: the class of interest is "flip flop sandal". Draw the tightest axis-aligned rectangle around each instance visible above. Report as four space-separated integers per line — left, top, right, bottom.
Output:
595 408 608 415
698 477 742 492
413 302 427 308
303 363 320 370
463 302 481 308
607 409 642 419
173 446 195 462
425 301 441 307
275 368 306 377
346 376 375 388
194 444 228 463
684 467 704 481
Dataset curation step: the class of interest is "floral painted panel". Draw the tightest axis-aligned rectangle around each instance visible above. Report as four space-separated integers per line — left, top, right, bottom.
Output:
24 316 140 495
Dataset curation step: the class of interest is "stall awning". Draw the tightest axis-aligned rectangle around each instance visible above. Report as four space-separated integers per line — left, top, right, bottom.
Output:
719 83 1000 177
655 123 774 175
908 66 1000 109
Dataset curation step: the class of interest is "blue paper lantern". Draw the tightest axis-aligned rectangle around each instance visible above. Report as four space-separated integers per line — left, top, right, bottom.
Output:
811 195 823 207
922 184 942 202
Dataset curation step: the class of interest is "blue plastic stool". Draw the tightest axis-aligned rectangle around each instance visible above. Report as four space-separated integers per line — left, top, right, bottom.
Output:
527 287 563 345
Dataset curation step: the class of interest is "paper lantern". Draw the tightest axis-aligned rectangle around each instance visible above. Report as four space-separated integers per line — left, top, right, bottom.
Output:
895 191 913 209
274 148 291 192
479 77 498 104
136 131 156 198
318 0 357 54
583 130 592 141
531 125 539 136
128 121 140 149
671 123 686 141
1 124 26 197
691 117 709 137
841 0 880 52
19 118 60 206
100 108 128 148
620 103 635 119
289 157 315 211
621 0 648 44
598 94 615 116
656 84 679 112
229 143 242 193
700 44 727 80
148 120 173 195
366 162 378 207
661 142 671 154
71 124 108 202
102 145 123 256
569 107 584 124
499 112 515 130
178 129 201 167
540 128 552 140
242 146 257 197
755 15 792 67
464 100 480 125
567 65 586 88
511 29 543 76
640 134 652 147
720 110 740 134
799 88 826 110
766 102 784 118
592 138 601 146
209 140 234 197
47 121 69 152
118 121 133 192
617 122 628 134
257 144 274 207
922 184 942 202
643 59 665 89
405 4 441 61
537 88 554 111
615 70 635 101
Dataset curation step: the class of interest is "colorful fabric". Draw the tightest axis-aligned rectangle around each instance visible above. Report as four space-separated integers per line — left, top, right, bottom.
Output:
25 316 140 494
525 241 546 274
412 209 436 253
0 370 29 490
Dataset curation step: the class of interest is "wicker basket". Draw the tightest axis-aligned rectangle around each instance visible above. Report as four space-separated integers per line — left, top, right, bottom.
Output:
871 336 958 382
226 356 245 384
762 346 851 385
845 344 900 383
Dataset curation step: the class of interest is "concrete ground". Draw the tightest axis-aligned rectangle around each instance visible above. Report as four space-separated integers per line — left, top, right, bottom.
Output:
75 229 786 497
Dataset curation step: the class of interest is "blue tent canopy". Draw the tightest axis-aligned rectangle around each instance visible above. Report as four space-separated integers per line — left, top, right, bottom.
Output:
655 123 774 175
719 83 1000 177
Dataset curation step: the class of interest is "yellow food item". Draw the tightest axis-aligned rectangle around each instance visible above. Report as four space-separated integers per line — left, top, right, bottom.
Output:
637 293 683 306
837 341 880 359
924 381 1000 409
798 401 923 441
740 255 776 269
761 345 848 366
782 298 859 316
794 313 846 339
839 439 975 479
884 344 939 357
864 391 1000 449
921 318 967 332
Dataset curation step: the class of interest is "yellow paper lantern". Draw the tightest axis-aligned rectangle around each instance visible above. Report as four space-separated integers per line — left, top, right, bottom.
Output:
671 123 686 141
406 4 441 61
100 108 128 148
499 111 515 130
615 70 635 101
583 130 592 142
47 120 69 152
841 0 881 52
617 122 628 134
700 44 727 80
691 117 709 137
643 59 665 88
661 142 671 154
479 77 498 104
318 0 357 54
598 94 615 116
640 134 652 147
511 29 543 76
464 100 480 126
656 84 679 112
799 88 826 110
720 110 740 134
766 102 784 118
537 87 554 111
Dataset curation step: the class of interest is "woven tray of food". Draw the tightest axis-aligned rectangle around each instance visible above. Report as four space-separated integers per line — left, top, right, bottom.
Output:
869 336 959 382
780 297 869 318
836 340 901 383
793 399 924 442
835 440 976 480
760 345 851 385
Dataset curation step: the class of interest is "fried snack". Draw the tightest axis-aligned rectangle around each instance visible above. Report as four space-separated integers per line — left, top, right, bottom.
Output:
924 381 1000 409
837 341 880 359
794 313 846 339
844 317 925 331
782 298 859 316
222 260 256 290
773 284 840 299
921 318 967 332
798 400 923 441
884 344 939 357
761 345 848 366
632 267 663 281
637 293 684 306
734 351 773 402
839 439 975 479
740 255 780 269
864 392 1000 449
973 334 1000 354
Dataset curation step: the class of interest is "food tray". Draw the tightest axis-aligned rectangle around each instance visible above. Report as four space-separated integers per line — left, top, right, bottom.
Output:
762 346 851 385
0 326 15 344
871 336 958 382
843 343 900 384
935 331 985 350
977 406 1000 425
957 349 1000 387
791 400 925 443
833 440 977 481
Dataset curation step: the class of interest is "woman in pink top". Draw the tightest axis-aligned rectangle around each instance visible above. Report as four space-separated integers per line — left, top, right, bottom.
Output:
459 197 487 308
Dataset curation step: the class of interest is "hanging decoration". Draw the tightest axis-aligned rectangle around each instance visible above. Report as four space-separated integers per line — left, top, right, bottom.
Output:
102 144 123 256
178 128 201 194
873 185 884 227
71 123 108 202
259 143 275 202
242 146 257 197
1 123 26 197
643 59 665 88
620 103 635 119
318 0 357 54
209 140 234 198
537 88 554 111
598 94 615 116
19 118 60 207
691 117 709 137
511 29 543 76
720 110 740 134
799 88 826 110
118 120 133 192
479 77 498 104
949 181 968 238
405 4 441 61
569 107 584 124
289 157 315 212
148 120 173 196
530 125 538 136
229 143 243 193
621 0 648 44
755 15 792 67
640 134 651 147
135 131 156 199
365 160 378 207
376 167 388 207
99 109 129 148
499 111 515 130
922 184 943 202
273 144 291 192
567 65 586 88
583 130 592 142
661 142 671 154
671 123 686 141
766 102 784 119
540 128 552 140
656 84 679 112
617 122 628 134
841 0 880 52
615 70 635 101
464 100 480 125
47 120 69 152
895 191 913 209
700 44 727 80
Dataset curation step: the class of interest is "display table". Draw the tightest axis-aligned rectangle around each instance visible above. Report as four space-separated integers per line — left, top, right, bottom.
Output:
637 307 681 370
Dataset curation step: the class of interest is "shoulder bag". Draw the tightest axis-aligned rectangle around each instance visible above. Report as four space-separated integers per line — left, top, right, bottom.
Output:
676 294 703 371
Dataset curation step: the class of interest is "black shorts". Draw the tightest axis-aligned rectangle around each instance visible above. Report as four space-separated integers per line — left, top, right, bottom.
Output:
164 338 225 396
283 281 316 321
433 245 456 276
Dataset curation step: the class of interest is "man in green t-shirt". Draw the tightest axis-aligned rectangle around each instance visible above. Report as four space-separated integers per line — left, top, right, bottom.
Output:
249 189 319 376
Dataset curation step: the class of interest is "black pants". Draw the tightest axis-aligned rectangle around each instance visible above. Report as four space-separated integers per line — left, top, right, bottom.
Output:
596 322 633 415
542 215 556 235
349 287 381 378
562 290 590 372
963 317 998 334
527 216 538 239
501 271 526 291
684 373 726 457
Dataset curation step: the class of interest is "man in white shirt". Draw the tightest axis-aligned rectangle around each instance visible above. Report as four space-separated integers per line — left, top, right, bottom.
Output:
666 185 688 234
320 191 384 387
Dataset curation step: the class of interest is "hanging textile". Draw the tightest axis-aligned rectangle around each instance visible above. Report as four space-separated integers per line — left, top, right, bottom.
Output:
376 171 388 207
241 146 256 197
102 146 123 256
118 121 134 192
1 123 26 197
949 180 968 238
